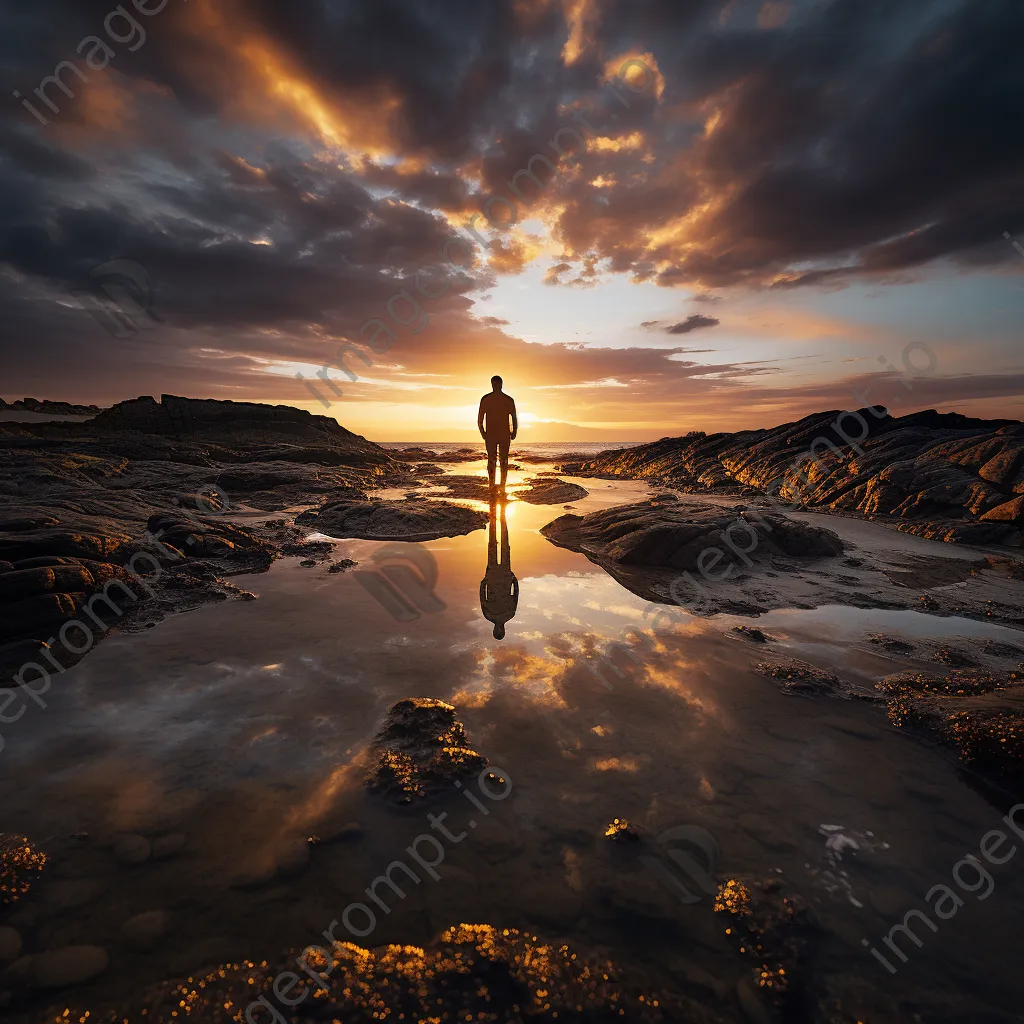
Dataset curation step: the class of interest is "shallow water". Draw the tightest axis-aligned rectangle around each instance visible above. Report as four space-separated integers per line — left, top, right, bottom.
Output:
3 462 1023 1021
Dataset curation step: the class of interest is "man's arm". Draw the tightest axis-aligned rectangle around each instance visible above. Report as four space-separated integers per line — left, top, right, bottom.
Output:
477 398 486 439
510 398 518 440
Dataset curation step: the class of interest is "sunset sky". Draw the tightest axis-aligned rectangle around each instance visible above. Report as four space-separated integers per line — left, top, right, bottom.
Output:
2 0 1023 440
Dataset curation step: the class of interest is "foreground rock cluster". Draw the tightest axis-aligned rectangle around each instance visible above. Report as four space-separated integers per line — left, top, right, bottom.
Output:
563 408 1024 546
16 924 725 1024
365 698 489 803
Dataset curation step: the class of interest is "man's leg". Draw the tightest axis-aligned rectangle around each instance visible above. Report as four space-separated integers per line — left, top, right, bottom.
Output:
499 438 510 487
486 436 498 488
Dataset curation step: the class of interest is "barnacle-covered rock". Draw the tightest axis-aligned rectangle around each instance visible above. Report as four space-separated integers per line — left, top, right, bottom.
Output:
33 925 727 1023
877 669 1024 792
365 698 489 803
714 877 816 1017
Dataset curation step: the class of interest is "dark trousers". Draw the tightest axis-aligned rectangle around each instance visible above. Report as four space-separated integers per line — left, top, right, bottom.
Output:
486 435 511 482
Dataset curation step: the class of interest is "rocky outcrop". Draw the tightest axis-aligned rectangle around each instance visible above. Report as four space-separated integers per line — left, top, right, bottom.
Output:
878 669 1024 795
92 395 390 466
541 500 844 570
518 477 589 505
365 698 489 803
0 398 102 417
539 497 1024 622
297 498 487 541
563 409 1024 545
35 924 718 1024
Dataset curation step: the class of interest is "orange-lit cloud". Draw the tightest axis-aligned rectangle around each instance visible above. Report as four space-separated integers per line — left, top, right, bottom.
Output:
562 0 601 66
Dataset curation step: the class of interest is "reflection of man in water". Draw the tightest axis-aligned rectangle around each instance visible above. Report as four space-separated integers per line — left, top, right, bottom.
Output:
477 375 517 490
480 498 519 640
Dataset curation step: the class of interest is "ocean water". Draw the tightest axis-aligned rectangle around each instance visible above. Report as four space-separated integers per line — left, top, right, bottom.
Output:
379 440 645 459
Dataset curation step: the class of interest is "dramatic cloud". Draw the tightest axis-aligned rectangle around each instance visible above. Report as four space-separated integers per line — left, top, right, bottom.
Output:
0 0 1022 434
666 315 720 334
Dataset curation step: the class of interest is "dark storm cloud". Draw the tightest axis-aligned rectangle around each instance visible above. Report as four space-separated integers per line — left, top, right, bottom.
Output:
1 0 1023 404
666 314 720 334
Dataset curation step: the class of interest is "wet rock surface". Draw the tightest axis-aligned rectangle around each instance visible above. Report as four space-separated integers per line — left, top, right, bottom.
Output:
366 698 489 802
542 500 843 569
19 925 727 1023
436 474 494 500
756 659 878 700
541 497 1024 623
713 878 816 1020
518 477 590 505
298 498 487 541
877 669 1024 794
563 409 1024 546
0 397 396 660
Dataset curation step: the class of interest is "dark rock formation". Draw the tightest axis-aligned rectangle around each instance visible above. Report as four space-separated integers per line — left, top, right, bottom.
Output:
298 498 487 541
92 395 390 466
30 924 722 1023
878 669 1024 795
0 398 102 417
365 698 489 803
437 474 494 500
0 398 399 660
563 410 1024 545
518 478 589 505
756 658 878 700
714 877 817 1019
542 501 843 570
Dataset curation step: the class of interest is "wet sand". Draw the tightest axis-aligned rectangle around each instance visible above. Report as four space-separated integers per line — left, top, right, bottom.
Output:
2 461 1023 1021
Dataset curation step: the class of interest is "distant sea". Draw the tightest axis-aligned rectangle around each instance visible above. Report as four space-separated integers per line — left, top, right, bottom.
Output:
379 441 646 459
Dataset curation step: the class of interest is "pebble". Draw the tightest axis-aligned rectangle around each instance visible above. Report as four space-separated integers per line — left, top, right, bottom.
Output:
0 927 22 964
112 834 151 866
43 879 99 911
31 946 109 989
121 910 167 951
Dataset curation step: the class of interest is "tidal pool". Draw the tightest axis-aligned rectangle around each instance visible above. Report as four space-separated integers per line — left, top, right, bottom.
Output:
2 462 1022 1022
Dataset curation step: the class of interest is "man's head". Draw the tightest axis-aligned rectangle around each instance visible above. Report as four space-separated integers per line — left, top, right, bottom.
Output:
493 623 505 640
491 375 502 392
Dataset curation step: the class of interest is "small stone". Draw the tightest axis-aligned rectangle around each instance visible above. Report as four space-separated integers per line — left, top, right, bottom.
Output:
121 910 167 951
112 834 151 866
0 927 22 964
43 880 99 911
31 946 109 989
151 834 187 860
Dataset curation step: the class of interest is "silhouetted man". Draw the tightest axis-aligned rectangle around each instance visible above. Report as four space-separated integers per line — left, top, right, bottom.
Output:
480 497 518 639
477 375 517 490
